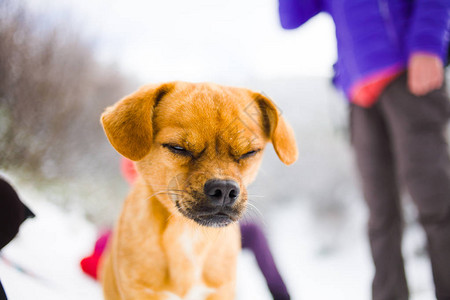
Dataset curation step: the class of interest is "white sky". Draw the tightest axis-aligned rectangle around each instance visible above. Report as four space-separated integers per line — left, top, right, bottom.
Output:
26 0 337 84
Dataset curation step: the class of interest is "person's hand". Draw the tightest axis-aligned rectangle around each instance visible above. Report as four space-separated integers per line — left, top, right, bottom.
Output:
408 53 444 96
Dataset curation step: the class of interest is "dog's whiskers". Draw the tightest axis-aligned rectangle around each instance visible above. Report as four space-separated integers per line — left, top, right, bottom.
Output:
146 189 189 199
245 201 264 219
247 194 265 198
143 183 180 188
143 183 190 190
166 213 177 224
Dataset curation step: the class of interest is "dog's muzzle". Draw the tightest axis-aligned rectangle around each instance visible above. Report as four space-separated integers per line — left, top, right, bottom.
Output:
179 179 241 227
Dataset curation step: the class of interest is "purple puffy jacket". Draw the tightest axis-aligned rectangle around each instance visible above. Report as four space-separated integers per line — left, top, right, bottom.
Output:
279 0 450 98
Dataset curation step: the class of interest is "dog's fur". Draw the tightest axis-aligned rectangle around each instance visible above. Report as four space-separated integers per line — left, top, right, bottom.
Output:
100 82 297 300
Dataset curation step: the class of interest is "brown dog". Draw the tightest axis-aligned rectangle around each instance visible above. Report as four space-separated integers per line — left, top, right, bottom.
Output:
100 82 298 300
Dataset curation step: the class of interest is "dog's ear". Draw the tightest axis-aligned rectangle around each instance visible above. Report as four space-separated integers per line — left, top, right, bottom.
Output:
101 83 173 161
253 93 298 165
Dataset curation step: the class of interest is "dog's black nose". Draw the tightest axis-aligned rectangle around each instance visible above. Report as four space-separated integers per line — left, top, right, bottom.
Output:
204 179 240 207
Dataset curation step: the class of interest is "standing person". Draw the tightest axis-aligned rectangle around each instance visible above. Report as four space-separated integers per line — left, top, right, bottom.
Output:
278 1 450 300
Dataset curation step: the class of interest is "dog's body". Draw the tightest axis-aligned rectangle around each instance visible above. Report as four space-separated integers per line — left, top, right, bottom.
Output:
100 82 297 300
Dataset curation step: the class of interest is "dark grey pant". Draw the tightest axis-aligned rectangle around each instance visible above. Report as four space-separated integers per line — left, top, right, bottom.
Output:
350 73 450 300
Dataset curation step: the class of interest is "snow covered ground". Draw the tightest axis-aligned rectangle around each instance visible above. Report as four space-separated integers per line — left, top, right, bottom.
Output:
0 183 436 300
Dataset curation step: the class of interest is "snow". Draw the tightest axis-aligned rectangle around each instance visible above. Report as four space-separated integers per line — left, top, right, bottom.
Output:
0 186 436 300
0 195 102 300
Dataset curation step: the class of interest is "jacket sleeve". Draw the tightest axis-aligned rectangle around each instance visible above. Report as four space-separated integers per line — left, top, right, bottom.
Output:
279 0 322 29
407 0 450 62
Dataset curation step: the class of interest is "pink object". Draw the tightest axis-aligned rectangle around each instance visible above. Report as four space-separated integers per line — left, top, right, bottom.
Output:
350 64 403 107
120 157 138 185
80 230 111 280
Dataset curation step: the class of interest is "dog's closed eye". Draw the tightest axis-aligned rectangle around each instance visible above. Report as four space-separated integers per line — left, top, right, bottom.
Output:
238 149 261 161
162 144 193 157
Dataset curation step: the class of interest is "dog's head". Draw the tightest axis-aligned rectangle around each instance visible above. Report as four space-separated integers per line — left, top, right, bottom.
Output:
101 82 297 227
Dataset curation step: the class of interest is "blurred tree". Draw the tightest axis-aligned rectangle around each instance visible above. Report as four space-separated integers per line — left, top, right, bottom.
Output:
0 0 134 179
0 0 137 223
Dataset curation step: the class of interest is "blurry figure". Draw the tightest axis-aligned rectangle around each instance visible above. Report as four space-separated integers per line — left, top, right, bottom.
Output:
279 1 450 299
81 158 291 299
79 229 111 280
240 221 290 300
0 178 35 299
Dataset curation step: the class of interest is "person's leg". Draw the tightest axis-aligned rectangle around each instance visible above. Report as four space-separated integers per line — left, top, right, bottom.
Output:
380 74 450 300
240 222 290 300
351 103 409 300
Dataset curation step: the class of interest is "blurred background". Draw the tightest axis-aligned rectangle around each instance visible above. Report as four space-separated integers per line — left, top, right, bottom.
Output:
0 0 448 299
